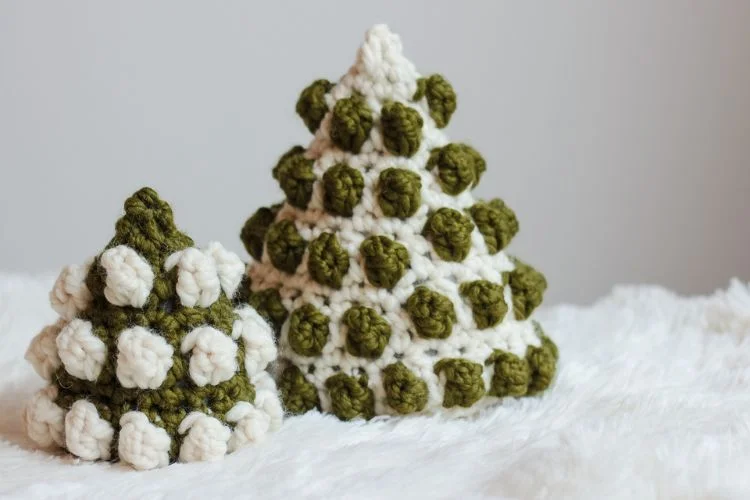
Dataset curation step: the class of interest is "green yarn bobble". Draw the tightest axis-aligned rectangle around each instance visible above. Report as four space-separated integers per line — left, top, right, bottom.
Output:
272 146 316 209
405 286 456 339
343 306 392 358
265 220 307 274
377 168 422 219
433 358 486 408
307 232 350 289
413 74 457 129
527 333 558 395
427 144 486 195
382 362 428 414
486 350 531 397
248 287 289 334
325 373 375 421
322 163 365 216
380 101 423 158
329 94 373 153
240 204 281 260
287 304 330 357
279 365 320 415
469 199 519 254
359 235 410 289
422 208 475 262
459 280 508 329
296 79 333 133
509 259 547 320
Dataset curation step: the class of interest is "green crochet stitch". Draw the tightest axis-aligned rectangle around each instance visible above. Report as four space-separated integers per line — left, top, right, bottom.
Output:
243 24 558 420
24 188 281 470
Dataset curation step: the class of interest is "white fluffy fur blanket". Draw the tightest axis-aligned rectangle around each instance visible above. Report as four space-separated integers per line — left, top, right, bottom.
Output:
1 274 749 499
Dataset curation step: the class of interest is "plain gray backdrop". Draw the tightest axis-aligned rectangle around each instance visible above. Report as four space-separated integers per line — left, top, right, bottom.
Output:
1 1 749 305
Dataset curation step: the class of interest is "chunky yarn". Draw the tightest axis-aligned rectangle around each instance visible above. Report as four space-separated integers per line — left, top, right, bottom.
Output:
296 79 334 133
330 94 373 153
427 144 486 195
322 163 365 216
380 101 423 157
414 74 457 129
23 188 281 470
242 25 557 420
377 168 422 219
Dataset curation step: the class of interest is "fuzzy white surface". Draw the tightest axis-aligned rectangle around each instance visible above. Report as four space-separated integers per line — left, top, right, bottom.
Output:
1 273 749 499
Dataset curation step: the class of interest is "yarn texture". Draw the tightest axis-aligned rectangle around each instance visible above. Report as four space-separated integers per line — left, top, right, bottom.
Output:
23 188 282 469
242 25 558 419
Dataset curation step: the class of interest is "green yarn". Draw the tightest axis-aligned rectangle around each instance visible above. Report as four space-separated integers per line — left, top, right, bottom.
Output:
422 208 474 262
288 304 330 357
296 79 333 133
325 372 375 421
526 326 558 395
360 235 410 289
413 74 456 128
265 220 307 274
377 168 422 219
322 163 365 216
382 362 428 414
468 199 519 254
307 232 350 289
433 358 485 408
405 286 456 339
343 305 392 358
108 187 194 268
509 259 547 320
459 280 508 329
380 101 423 157
247 287 289 334
329 94 373 153
272 146 315 209
240 203 282 260
279 365 320 415
49 188 257 463
485 350 530 397
426 144 486 195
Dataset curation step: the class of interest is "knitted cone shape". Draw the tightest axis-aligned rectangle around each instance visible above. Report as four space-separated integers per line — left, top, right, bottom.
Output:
241 25 558 420
24 188 281 469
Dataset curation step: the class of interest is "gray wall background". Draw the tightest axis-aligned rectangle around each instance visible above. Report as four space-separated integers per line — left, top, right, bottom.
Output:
1 1 749 305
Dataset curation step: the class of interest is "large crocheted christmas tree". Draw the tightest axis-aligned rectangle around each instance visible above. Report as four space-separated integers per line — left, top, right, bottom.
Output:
24 188 281 469
241 25 558 420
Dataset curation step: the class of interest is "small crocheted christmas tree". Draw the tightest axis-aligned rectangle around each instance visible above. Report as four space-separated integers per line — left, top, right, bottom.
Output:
24 188 281 469
241 25 558 420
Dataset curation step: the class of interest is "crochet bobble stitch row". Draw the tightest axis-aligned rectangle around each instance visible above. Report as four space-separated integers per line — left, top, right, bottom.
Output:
24 188 282 470
241 25 558 420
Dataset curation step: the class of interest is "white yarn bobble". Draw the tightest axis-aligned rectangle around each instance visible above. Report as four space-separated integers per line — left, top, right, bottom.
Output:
49 260 93 320
116 326 174 389
25 319 65 380
205 242 245 299
225 402 271 452
56 319 106 381
232 306 276 376
252 372 283 432
181 326 238 386
100 245 154 308
165 248 220 308
178 412 231 463
23 385 65 448
118 412 171 470
64 400 114 461
225 374 283 451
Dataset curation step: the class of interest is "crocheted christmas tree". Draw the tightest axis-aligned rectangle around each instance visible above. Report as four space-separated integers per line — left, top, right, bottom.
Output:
24 188 281 469
240 25 558 420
